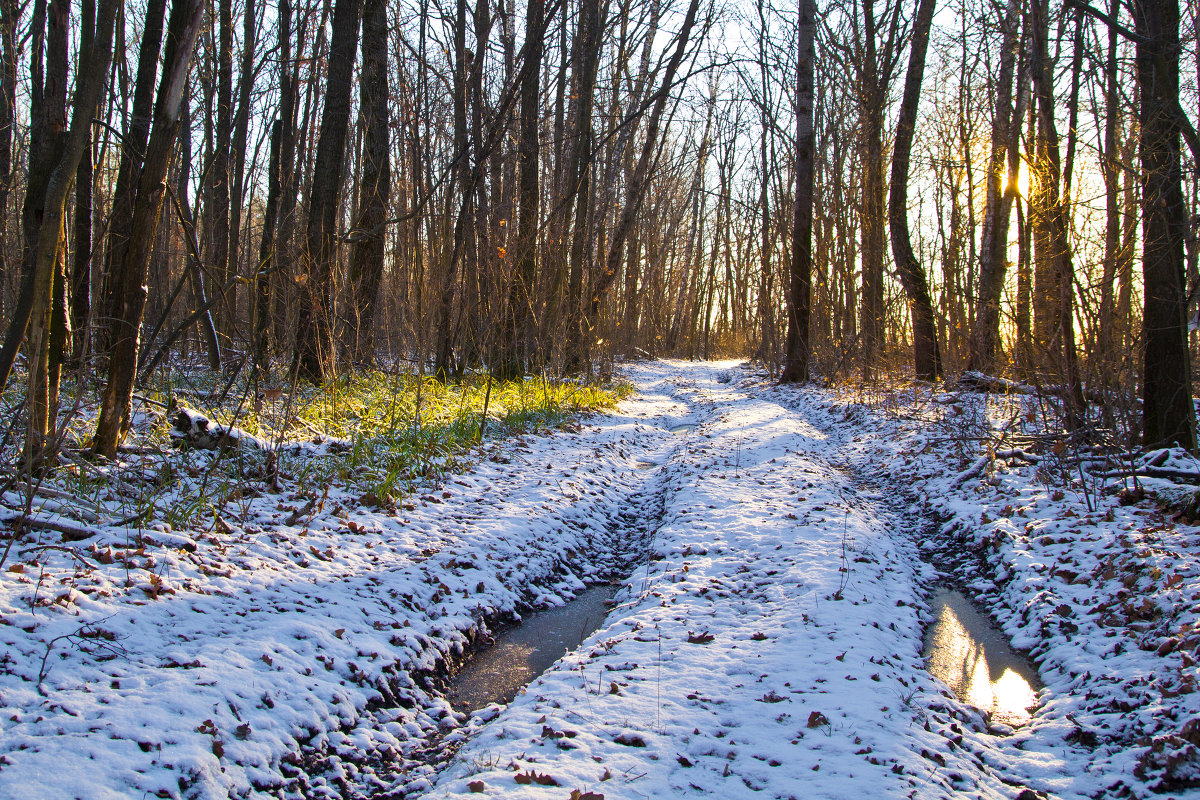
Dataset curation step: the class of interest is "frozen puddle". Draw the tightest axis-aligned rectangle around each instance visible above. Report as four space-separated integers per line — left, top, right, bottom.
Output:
923 587 1041 728
445 585 618 712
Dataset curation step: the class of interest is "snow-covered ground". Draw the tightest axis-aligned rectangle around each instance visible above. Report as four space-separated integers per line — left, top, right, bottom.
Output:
1 361 1197 799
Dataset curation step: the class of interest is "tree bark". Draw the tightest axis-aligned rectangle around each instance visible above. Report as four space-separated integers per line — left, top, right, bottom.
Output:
498 0 549 377
253 120 281 372
227 0 257 343
1029 0 1083 419
966 0 1021 373
92 0 168 361
92 0 204 458
345 0 390 363
291 0 362 383
69 0 95 363
888 0 941 380
272 0 299 357
209 0 233 339
780 0 814 384
21 0 118 467
0 0 16 319
1097 0 1122 379
1136 0 1196 448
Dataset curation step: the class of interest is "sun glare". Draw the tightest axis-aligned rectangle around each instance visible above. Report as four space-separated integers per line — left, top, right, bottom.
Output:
1009 158 1030 198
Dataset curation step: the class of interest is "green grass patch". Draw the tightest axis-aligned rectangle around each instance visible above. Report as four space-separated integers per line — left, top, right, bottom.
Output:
0 364 628 531
140 367 629 519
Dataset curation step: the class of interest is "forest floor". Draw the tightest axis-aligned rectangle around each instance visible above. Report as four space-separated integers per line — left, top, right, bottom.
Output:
1 361 1199 799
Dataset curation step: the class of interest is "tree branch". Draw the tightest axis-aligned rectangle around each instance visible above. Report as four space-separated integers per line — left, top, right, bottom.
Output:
1062 0 1149 45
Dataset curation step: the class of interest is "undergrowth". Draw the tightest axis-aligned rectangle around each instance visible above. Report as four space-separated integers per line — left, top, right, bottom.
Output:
0 363 630 541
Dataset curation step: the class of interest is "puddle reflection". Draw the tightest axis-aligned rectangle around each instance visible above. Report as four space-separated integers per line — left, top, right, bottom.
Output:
446 585 617 712
923 588 1040 727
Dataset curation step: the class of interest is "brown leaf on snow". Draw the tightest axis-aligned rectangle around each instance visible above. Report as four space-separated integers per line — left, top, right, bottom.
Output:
687 631 715 644
570 791 605 800
514 770 558 786
807 711 830 728
467 780 486 793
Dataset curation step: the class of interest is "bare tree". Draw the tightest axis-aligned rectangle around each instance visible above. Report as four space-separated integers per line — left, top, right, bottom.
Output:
888 0 940 379
781 0 814 383
292 0 362 383
93 0 205 458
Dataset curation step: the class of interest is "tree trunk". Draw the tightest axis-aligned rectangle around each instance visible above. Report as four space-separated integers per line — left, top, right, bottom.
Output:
272 0 299 358
432 0 469 380
345 0 390 364
1097 0 1121 381
780 0 814 384
498 0 549 377
966 0 1021 373
888 0 941 380
1137 0 1196 448
0 0 16 319
1029 0 1083 417
21 0 117 467
209 0 233 339
858 0 887 379
254 119 282 372
562 0 612 372
174 102 221 369
69 3 95 364
92 0 204 458
291 0 362 383
227 0 257 344
91 0 167 361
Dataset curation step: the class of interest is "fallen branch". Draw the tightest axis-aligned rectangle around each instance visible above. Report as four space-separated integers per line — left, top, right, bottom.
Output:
0 513 97 541
954 371 1035 395
17 544 100 570
1090 467 1200 484
953 455 990 486
994 448 1040 463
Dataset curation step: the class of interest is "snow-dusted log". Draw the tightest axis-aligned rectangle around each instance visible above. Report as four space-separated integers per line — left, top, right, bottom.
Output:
169 408 269 451
954 371 1035 395
169 407 351 455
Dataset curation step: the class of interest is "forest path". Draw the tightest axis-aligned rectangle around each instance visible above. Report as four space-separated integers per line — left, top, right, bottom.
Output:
0 362 1086 800
420 363 1081 800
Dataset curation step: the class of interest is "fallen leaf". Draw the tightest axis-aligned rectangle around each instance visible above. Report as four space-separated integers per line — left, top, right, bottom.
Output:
467 780 486 793
514 770 558 786
687 631 715 644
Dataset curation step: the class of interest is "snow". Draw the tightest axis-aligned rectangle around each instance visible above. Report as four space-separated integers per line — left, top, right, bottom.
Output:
1 361 1197 799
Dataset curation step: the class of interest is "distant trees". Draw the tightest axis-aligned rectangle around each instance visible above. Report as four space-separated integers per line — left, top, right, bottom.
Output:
0 0 1193 456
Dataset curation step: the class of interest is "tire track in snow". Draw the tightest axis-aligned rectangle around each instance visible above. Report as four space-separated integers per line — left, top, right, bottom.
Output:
0 366 702 800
